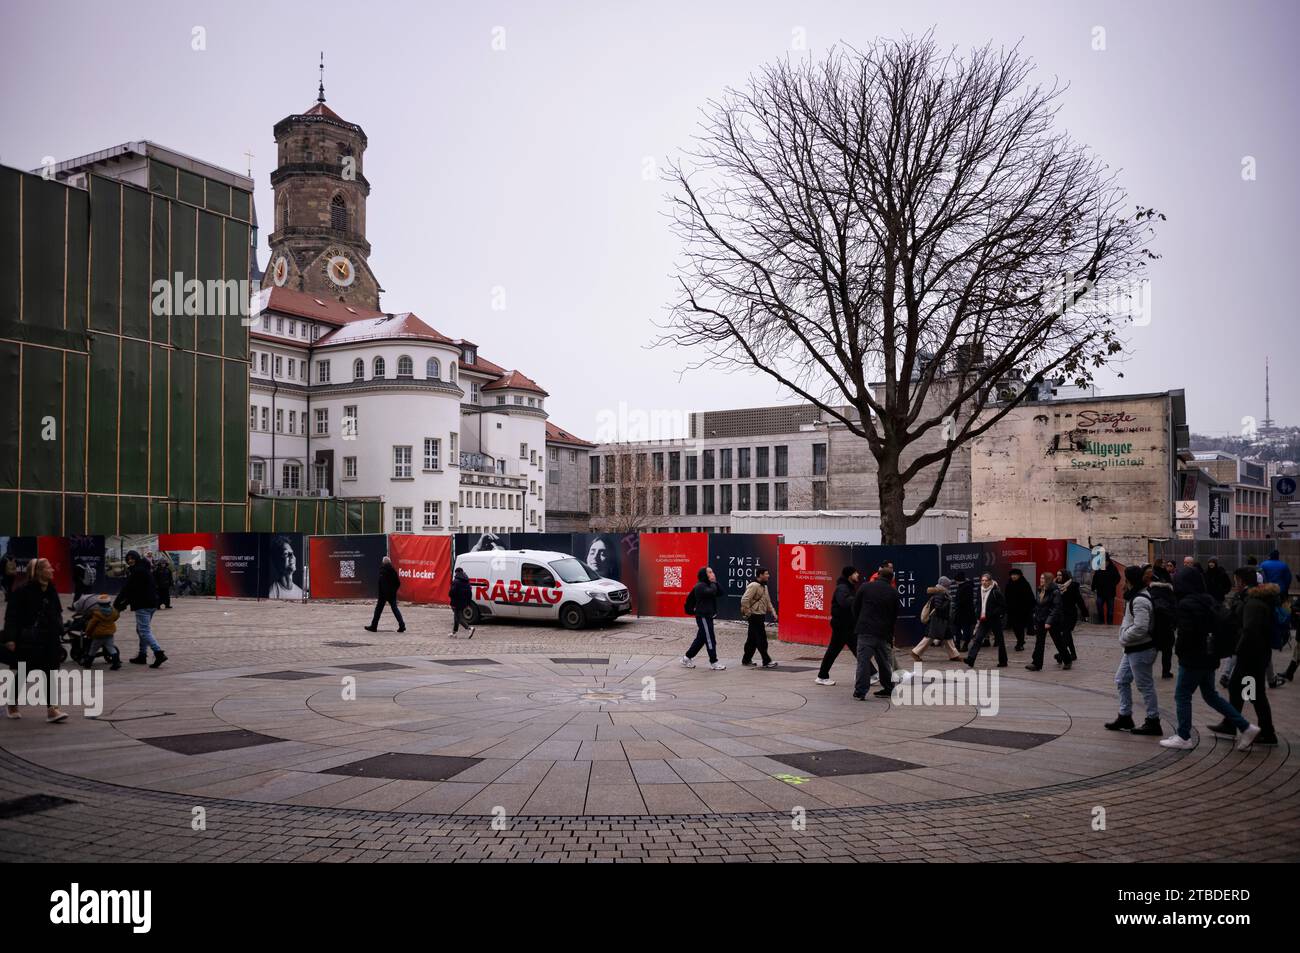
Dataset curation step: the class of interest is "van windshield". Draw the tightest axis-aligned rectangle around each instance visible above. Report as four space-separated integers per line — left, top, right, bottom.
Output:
550 558 601 584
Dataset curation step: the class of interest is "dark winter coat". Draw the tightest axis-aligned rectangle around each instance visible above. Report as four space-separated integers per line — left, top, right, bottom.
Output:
1204 564 1232 603
830 578 858 632
1146 578 1177 644
1005 575 1036 625
378 564 401 600
1033 582 1063 629
689 568 720 618
976 584 1006 625
924 585 951 640
114 560 157 611
1173 566 1217 669
153 559 173 588
2 579 63 669
1237 583 1280 669
1058 580 1088 627
449 572 472 610
853 579 898 640
1092 563 1120 600
954 578 976 624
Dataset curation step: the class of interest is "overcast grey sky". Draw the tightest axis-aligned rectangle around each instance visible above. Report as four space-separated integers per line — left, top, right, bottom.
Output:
2 0 1295 440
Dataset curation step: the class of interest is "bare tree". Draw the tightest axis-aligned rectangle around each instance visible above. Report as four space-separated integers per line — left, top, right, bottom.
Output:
661 35 1162 543
593 449 667 534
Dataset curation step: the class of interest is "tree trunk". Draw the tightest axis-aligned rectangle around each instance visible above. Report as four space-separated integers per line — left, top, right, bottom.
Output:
877 451 908 545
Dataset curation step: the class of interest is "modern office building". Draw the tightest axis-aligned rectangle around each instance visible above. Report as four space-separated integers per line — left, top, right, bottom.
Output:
1189 451 1270 539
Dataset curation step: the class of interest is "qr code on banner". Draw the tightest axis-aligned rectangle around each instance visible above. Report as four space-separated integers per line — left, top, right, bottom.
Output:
663 566 682 588
803 585 824 611
339 560 355 579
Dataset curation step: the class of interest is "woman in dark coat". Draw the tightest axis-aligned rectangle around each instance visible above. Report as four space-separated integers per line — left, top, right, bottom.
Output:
1055 569 1087 664
1203 559 1232 604
1004 568 1036 651
953 573 976 652
911 575 961 661
1027 572 1069 671
449 567 475 638
1213 571 1277 745
2 558 69 722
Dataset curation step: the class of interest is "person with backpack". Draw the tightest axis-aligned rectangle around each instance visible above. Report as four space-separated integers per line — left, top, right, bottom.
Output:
1105 565 1163 736
1148 564 1178 678
1004 568 1035 652
1160 566 1259 750
1210 568 1278 746
910 575 961 662
680 567 724 670
816 567 860 686
364 556 406 633
739 567 777 668
964 572 1008 668
852 566 898 699
1026 572 1068 671
448 567 475 638
114 550 166 668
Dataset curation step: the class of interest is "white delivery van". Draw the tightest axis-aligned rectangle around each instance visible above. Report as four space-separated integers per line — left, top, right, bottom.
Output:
453 549 632 630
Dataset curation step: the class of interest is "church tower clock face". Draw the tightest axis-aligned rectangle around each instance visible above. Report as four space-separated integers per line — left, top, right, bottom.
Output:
326 255 356 287
271 255 289 287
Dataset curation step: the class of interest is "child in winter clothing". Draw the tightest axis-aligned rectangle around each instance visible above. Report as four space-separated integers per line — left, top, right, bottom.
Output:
82 594 121 669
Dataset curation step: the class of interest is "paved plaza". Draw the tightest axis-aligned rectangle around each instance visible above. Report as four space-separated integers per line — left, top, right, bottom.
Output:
1 598 1297 862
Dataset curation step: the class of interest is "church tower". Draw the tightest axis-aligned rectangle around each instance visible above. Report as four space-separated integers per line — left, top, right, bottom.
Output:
263 57 382 310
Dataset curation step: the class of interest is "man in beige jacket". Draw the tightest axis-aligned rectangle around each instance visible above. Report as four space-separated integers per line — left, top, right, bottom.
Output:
740 568 778 668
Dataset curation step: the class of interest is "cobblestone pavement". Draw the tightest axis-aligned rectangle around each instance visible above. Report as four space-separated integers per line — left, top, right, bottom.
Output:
1 599 1296 862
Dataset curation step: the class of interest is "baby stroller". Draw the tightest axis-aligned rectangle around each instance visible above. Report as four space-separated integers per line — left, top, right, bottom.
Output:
62 593 100 664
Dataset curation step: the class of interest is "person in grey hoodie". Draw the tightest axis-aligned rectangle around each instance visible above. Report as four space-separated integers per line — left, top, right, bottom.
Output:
1105 565 1163 735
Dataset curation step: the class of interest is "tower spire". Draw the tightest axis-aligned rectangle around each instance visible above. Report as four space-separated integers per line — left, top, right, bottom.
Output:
317 51 325 104
1263 357 1274 431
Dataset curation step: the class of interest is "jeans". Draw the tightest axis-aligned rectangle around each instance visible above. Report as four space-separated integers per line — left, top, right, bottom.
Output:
86 637 119 662
817 624 857 679
134 608 162 654
685 615 718 663
1174 665 1247 740
1228 661 1273 736
371 596 405 629
1116 646 1159 721
1097 596 1114 625
966 617 1007 666
742 616 771 665
854 633 893 697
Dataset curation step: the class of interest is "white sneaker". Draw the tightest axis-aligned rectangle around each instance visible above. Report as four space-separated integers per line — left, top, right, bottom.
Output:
709 661 727 671
680 656 696 669
870 674 880 686
1236 724 1261 751
1159 734 1195 750
815 677 835 686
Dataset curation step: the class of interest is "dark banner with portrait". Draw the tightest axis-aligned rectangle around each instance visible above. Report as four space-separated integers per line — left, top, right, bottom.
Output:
454 532 513 557
260 534 306 600
510 533 571 555
213 533 261 599
708 534 781 621
308 534 388 600
571 533 640 612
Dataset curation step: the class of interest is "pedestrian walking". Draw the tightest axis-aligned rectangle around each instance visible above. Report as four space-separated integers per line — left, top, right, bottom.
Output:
1204 558 1232 604
1055 569 1086 665
1160 566 1259 750
115 550 165 668
365 556 406 632
1259 549 1293 595
681 567 725 670
153 555 173 609
815 567 859 686
1105 566 1163 736
953 572 976 652
0 550 17 602
81 594 122 670
964 572 1008 667
449 567 475 638
911 575 961 662
740 567 777 668
2 558 68 722
1004 567 1035 651
1092 557 1120 625
1211 569 1278 745
1149 564 1178 678
852 567 898 699
1026 572 1070 671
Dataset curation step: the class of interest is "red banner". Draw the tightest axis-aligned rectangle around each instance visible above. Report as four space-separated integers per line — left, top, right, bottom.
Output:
309 535 388 600
777 542 853 645
37 536 73 593
388 534 452 604
636 533 709 618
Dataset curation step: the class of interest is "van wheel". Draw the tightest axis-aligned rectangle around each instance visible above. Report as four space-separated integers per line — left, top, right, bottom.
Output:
559 603 586 630
459 604 482 627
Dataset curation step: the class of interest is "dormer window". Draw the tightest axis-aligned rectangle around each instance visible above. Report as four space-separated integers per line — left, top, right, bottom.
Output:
461 346 476 365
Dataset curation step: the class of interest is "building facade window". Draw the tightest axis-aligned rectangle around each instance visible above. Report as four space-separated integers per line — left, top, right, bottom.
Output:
756 447 769 478
250 460 265 483
249 405 256 430
275 409 284 433
590 456 601 483
397 355 413 378
471 382 480 404
259 353 268 374
393 445 412 479
738 483 751 510
812 480 827 508
342 404 358 438
330 194 348 232
260 407 269 431
423 501 441 529
353 358 364 381
274 355 283 377
720 448 733 479
756 483 769 511
590 488 600 514
775 445 788 477
343 456 357 479
702 450 715 480
288 410 296 434
393 507 413 533
373 356 386 378
669 486 681 515
703 485 715 515
720 484 733 513
775 482 788 510
317 360 330 383
315 408 328 435
686 455 698 481
282 462 301 490
685 486 698 515
424 437 440 470
426 357 441 379
669 452 681 481
813 443 827 476
738 448 751 478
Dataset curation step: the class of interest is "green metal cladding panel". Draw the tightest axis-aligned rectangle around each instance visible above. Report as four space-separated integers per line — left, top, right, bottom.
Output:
169 348 195 507
22 176 67 329
169 202 195 351
223 217 250 360
149 160 177 199
19 344 62 492
196 210 223 356
195 503 222 532
121 185 151 340
64 351 87 493
230 189 251 223
150 196 169 343
205 180 231 217
173 503 194 533
149 346 168 495
118 337 150 496
87 494 117 535
0 168 20 325
250 496 273 532
223 359 246 502
64 492 84 534
88 175 120 333
66 187 88 332
0 341 18 489
22 491 61 535
86 332 119 494
150 500 171 533
178 169 204 208
223 503 245 531
194 354 222 502
118 497 147 533
0 493 16 534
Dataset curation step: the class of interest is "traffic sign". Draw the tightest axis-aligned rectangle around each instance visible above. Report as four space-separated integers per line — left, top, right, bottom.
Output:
1275 475 1297 499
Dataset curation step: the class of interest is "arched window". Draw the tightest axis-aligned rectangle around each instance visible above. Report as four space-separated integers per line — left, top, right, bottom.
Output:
397 355 413 378
373 356 386 378
352 358 364 381
330 194 347 232
426 357 441 380
450 362 458 383
276 194 287 230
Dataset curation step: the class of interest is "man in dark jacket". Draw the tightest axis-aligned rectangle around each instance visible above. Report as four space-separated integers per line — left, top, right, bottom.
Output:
449 567 474 638
1055 570 1087 664
1161 566 1256 750
1148 565 1178 678
1211 571 1278 745
681 567 724 669
852 568 898 699
1203 559 1232 604
953 573 976 651
365 556 406 633
1092 558 1120 625
1004 568 1035 651
816 567 859 686
964 573 1008 667
114 550 166 668
153 555 173 609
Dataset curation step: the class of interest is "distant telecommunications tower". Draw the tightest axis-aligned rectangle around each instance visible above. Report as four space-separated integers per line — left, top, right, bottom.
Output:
1262 357 1276 434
